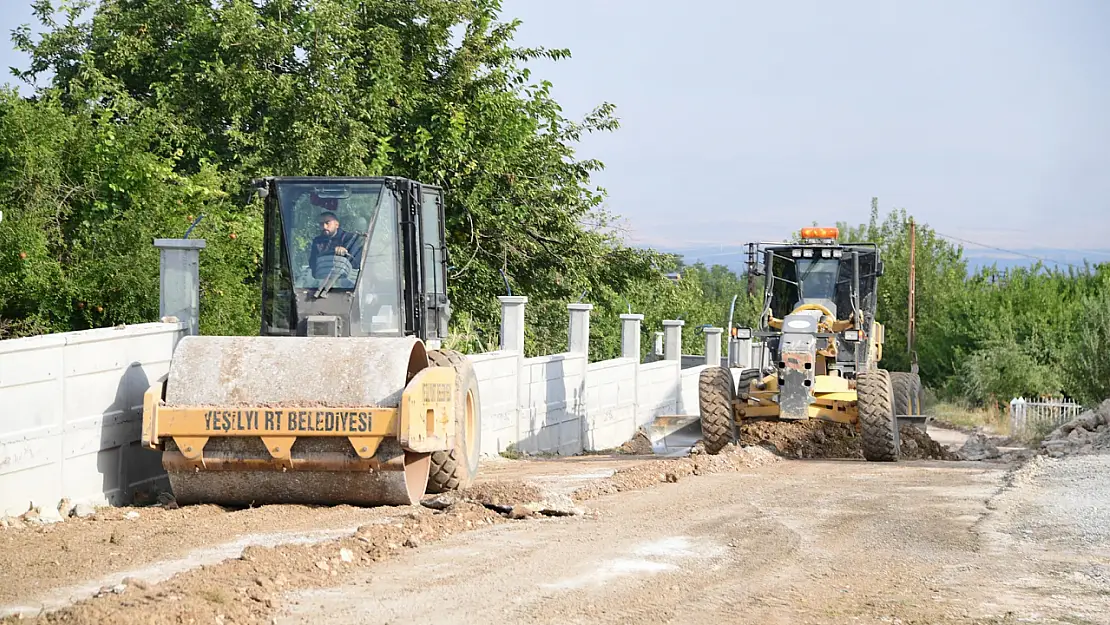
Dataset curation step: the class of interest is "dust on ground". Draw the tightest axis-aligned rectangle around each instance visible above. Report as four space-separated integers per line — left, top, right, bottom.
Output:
276 445 1099 625
0 445 783 624
572 444 781 500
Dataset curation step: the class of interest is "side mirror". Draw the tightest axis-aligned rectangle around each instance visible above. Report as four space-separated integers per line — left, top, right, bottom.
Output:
732 326 753 340
876 260 885 277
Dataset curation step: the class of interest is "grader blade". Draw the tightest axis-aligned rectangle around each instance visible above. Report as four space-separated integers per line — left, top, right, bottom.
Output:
142 335 456 507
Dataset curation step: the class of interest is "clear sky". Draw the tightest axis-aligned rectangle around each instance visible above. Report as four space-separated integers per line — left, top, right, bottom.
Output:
498 0 1110 255
1 0 1107 257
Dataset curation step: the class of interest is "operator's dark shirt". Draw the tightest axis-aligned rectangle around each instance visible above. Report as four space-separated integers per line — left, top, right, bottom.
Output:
309 228 363 271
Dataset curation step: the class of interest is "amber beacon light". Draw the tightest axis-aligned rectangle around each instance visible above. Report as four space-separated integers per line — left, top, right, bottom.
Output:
800 226 839 240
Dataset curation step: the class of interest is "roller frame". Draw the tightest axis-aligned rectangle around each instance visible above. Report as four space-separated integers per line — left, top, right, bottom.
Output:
140 365 457 471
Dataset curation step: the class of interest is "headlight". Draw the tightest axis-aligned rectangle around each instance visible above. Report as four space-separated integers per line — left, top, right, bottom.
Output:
791 248 802 258
843 330 860 342
822 248 832 258
832 249 843 258
803 248 814 257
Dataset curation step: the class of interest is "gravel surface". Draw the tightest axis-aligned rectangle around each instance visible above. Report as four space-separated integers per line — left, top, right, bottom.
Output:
279 452 1110 625
971 452 1110 623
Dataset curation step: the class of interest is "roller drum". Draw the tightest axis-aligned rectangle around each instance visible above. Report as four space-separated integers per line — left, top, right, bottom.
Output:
160 335 432 507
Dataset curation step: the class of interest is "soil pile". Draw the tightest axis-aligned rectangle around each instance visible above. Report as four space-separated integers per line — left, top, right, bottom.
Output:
617 430 655 455
2 503 508 625
900 426 960 460
736 420 861 459
1040 399 1110 458
731 419 957 461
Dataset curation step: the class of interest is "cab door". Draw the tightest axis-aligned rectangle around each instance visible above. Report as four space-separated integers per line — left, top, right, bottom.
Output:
419 185 450 342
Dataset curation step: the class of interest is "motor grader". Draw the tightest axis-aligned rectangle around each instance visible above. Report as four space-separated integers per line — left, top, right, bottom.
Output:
140 176 480 506
700 226 924 461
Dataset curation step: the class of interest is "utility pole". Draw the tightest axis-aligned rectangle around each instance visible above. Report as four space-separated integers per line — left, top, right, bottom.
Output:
908 218 918 374
745 242 757 298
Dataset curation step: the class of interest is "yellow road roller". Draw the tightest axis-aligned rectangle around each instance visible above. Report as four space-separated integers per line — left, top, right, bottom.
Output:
140 176 480 506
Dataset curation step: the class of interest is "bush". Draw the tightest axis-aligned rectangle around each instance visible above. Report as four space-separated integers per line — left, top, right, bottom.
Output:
1066 287 1110 407
954 339 1063 406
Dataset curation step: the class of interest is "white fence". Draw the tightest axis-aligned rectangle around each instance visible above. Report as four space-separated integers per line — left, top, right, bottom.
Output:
1009 396 1085 438
0 298 719 517
0 322 189 518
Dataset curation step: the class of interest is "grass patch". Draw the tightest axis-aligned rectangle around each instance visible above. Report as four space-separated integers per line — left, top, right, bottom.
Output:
499 443 524 460
1017 418 1059 447
928 399 1012 437
497 443 559 459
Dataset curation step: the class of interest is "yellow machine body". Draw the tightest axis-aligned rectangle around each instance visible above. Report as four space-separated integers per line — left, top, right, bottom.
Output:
139 334 477 507
699 226 924 461
141 364 456 467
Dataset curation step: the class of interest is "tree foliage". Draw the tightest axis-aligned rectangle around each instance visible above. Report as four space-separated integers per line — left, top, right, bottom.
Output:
1 0 668 351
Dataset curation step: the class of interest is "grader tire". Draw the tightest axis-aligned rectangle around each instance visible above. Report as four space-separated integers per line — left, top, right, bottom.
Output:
426 349 481 493
857 369 900 462
699 367 736 455
890 372 914 417
907 373 923 415
735 368 761 393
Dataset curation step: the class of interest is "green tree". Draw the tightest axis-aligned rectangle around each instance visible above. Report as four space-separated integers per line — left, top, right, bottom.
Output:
6 0 668 352
1064 268 1110 406
0 86 259 337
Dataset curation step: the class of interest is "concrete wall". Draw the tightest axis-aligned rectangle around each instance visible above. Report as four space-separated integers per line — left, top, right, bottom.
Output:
468 351 520 459
0 322 187 517
583 358 638 451
463 298 718 456
0 296 722 516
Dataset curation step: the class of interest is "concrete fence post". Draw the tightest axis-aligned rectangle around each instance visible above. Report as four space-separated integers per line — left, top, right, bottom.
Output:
731 336 753 368
499 295 528 452
567 303 593 355
568 303 593 453
620 314 644 360
704 327 723 366
499 296 527 353
662 320 684 361
154 238 206 336
620 313 644 439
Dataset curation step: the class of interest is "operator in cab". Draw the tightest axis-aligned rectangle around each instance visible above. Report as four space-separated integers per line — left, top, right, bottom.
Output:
309 210 363 278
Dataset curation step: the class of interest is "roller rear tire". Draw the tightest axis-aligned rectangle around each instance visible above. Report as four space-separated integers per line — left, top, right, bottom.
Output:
426 349 481 493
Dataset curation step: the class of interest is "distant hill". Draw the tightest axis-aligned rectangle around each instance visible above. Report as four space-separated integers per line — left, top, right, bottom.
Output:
652 245 1110 277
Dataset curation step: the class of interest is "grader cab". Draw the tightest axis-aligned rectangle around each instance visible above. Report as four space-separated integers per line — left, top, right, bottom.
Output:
700 226 924 461
140 176 480 507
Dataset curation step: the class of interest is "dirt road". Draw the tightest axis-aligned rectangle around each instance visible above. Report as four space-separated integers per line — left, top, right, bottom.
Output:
281 452 1110 625
4 427 1108 624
